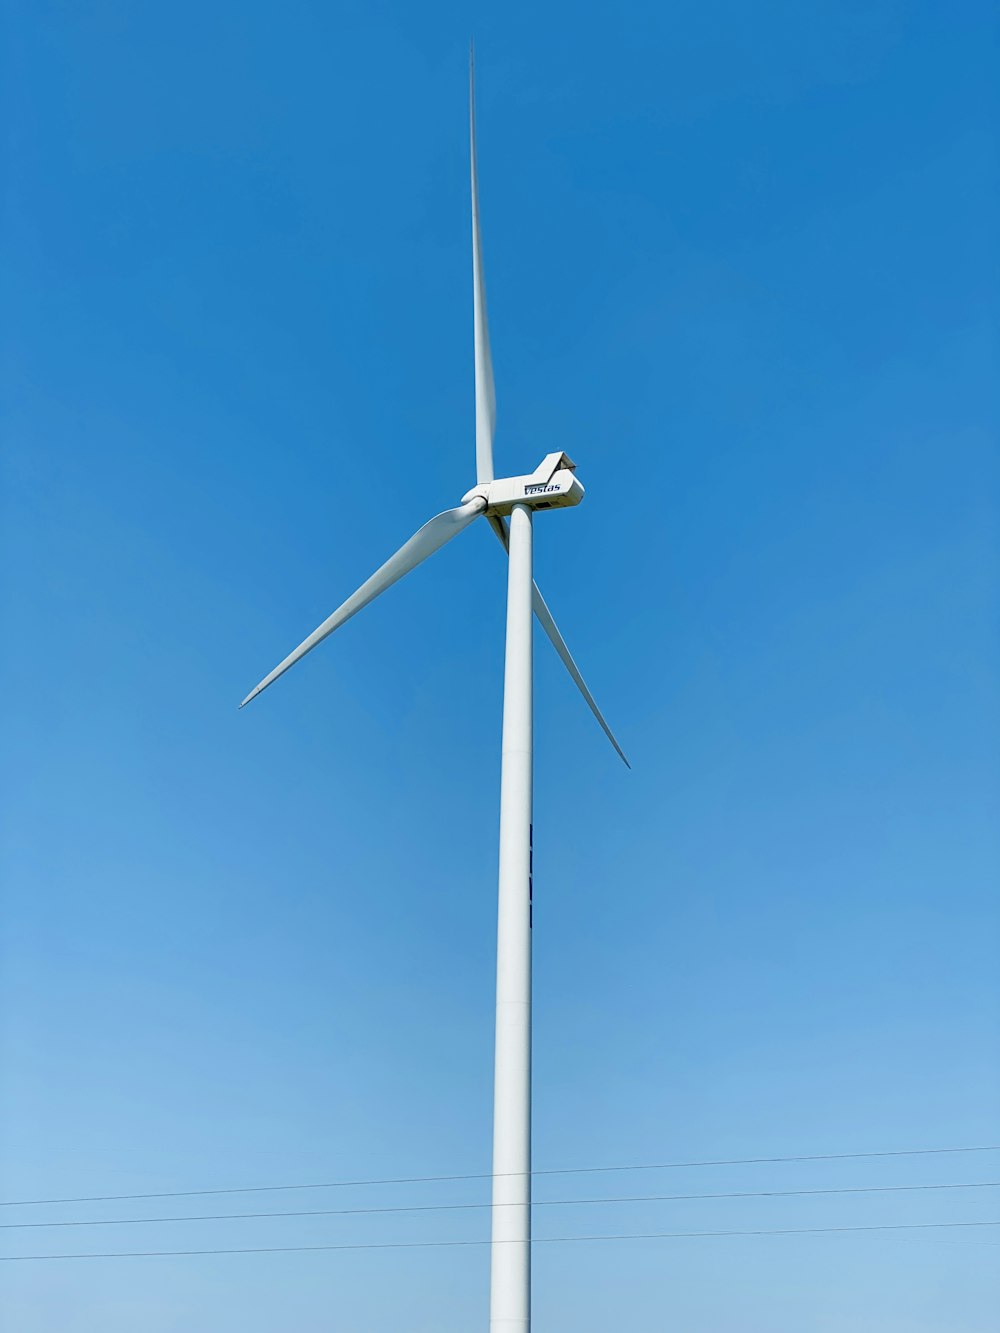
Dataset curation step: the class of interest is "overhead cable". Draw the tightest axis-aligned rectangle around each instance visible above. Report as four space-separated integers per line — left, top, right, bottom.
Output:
4 1143 998 1209
4 1219 998 1262
4 1179 998 1231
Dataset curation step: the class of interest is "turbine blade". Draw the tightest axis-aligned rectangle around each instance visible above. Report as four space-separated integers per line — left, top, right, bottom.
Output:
488 516 630 767
241 498 486 708
470 46 496 484
531 581 631 768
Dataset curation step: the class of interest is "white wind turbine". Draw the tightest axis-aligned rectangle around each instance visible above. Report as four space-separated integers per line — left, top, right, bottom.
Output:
241 53 627 1332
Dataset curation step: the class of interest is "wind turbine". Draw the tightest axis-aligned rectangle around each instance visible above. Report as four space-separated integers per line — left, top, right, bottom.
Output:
240 52 627 1332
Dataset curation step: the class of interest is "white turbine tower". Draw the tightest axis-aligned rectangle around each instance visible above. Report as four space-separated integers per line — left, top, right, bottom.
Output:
241 52 628 1332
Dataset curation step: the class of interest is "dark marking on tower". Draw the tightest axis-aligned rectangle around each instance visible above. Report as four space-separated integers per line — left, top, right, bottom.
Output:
529 823 533 928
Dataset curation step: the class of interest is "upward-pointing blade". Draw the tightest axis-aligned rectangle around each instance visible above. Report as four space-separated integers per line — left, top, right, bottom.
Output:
488 515 630 767
470 47 496 484
240 498 486 708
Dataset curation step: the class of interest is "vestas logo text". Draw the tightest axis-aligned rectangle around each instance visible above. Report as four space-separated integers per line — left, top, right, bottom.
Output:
524 483 560 496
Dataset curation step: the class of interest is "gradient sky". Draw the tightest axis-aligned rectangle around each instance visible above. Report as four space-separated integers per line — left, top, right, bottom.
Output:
2 2 998 1329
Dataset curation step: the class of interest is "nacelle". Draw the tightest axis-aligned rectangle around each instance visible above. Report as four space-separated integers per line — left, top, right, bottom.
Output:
463 452 585 516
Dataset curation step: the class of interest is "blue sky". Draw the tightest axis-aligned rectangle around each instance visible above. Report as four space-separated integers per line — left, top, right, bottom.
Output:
2 1 998 1328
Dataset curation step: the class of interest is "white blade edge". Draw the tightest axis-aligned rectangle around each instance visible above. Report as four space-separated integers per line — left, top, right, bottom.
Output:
532 582 631 768
241 498 486 708
470 45 496 484
487 515 630 767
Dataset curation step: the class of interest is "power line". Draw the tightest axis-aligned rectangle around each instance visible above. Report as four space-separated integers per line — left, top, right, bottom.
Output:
4 1143 998 1209
3 1219 998 1261
5 1179 998 1231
